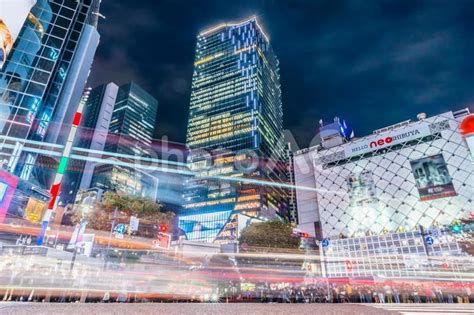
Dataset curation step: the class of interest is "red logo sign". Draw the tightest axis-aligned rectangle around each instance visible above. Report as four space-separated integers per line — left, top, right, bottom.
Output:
369 136 393 148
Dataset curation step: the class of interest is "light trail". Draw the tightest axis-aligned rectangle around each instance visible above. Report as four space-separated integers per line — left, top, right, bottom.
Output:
9 135 450 197
1 135 325 193
1 243 473 303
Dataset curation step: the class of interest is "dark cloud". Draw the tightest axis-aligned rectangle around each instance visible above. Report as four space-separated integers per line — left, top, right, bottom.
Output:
89 0 474 147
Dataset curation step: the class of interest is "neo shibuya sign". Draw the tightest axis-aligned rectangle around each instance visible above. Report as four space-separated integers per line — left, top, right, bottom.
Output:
344 123 432 158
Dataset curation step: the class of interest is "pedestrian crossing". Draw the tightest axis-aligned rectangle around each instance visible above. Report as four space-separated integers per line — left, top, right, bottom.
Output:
0 302 20 311
366 303 474 314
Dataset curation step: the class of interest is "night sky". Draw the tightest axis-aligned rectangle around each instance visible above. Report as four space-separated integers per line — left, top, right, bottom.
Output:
89 0 474 148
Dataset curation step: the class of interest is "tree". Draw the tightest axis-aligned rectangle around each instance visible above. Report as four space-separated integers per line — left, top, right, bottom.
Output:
71 192 175 238
238 220 300 250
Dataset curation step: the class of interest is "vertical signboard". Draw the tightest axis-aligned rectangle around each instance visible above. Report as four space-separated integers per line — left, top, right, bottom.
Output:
129 216 139 232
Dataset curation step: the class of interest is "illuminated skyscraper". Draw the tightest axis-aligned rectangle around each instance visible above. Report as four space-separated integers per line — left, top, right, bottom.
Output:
180 16 288 243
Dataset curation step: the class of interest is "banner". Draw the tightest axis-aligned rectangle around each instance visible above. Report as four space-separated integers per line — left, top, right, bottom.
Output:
344 123 431 158
0 0 37 69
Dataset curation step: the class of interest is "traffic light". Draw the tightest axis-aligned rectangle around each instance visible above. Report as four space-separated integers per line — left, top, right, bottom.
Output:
159 224 168 233
345 260 353 271
301 232 309 238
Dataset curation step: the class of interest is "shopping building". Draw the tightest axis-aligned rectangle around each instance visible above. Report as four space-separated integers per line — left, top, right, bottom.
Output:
179 16 288 243
295 108 474 278
295 108 474 239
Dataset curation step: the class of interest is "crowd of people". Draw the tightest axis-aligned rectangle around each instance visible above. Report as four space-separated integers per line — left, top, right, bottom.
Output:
2 282 473 304
223 281 473 304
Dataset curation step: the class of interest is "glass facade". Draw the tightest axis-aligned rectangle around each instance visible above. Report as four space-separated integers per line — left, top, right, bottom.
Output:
91 82 159 201
0 0 99 186
180 17 288 243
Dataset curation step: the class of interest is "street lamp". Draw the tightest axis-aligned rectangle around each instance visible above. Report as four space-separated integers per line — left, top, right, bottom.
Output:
104 206 118 270
70 194 94 270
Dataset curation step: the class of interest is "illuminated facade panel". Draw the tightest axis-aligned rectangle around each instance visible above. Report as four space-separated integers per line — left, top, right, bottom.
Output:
181 16 288 243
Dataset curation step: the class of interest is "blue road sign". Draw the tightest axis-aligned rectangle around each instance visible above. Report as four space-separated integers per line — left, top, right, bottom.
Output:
114 224 126 234
425 236 434 246
322 239 329 248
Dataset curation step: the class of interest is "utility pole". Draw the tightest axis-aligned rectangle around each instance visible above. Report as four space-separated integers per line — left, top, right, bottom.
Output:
37 89 91 246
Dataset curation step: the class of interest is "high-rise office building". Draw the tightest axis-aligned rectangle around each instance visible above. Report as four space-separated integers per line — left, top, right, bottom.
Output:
0 0 101 188
91 82 159 201
59 83 118 205
179 16 288 243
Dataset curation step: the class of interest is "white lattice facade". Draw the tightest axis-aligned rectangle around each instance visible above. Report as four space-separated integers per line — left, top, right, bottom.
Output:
296 110 474 239
321 230 466 279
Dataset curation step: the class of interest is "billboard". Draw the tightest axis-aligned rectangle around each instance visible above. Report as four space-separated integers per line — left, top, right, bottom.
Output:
178 209 233 242
0 170 19 223
410 154 457 201
0 0 36 69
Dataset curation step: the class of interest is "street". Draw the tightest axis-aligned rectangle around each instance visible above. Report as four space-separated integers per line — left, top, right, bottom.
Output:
0 302 393 315
0 303 473 315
